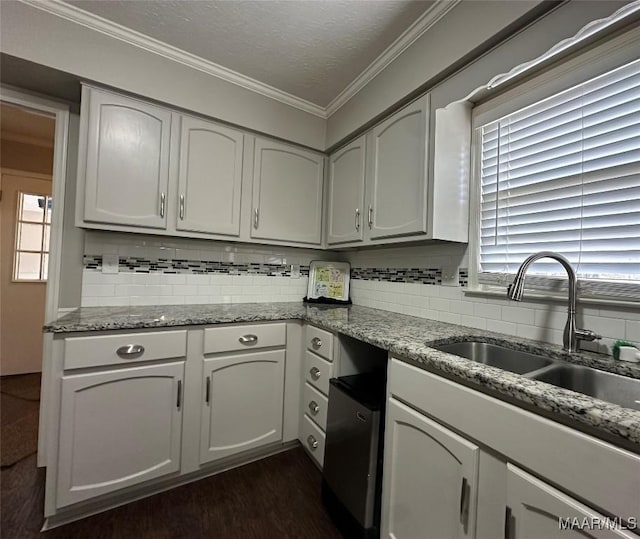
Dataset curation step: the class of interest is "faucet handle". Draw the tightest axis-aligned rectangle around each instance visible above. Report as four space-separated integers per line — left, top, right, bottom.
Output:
575 329 601 342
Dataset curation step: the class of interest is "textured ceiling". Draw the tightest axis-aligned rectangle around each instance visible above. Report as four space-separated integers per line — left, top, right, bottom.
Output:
65 0 435 107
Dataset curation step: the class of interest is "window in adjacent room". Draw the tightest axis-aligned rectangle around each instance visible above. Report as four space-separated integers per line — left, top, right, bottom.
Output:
474 58 639 299
13 192 52 281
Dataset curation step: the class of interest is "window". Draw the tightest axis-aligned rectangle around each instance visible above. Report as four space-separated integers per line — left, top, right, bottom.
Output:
475 58 640 299
14 192 51 281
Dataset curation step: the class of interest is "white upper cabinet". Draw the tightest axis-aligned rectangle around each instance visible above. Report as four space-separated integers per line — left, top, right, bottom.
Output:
81 87 171 229
176 115 244 236
251 137 324 245
369 94 429 240
326 135 366 245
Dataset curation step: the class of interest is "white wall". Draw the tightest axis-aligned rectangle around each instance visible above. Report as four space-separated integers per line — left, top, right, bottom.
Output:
0 1 326 150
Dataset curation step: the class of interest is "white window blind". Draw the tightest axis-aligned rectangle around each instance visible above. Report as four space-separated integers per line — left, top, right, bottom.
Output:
478 59 640 299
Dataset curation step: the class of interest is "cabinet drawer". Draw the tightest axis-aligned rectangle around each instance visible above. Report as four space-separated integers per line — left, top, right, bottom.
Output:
304 350 334 396
64 330 187 370
301 414 326 468
204 323 286 354
303 382 329 431
306 326 334 361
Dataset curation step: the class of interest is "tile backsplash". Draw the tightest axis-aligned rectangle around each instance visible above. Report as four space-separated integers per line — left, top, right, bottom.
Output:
80 231 336 307
342 244 640 355
80 234 639 354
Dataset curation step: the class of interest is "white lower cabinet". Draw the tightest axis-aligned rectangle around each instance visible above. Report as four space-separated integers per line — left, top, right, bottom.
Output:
56 361 184 507
506 465 637 539
199 350 285 464
382 398 479 539
384 359 640 539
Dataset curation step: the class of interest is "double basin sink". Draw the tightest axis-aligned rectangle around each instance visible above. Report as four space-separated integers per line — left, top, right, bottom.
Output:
433 341 640 411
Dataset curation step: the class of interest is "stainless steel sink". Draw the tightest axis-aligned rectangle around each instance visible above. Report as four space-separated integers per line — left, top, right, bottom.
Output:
529 364 640 410
433 341 554 374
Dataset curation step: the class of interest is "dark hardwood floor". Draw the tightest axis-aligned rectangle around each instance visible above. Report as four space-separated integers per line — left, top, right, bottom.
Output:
1 374 343 539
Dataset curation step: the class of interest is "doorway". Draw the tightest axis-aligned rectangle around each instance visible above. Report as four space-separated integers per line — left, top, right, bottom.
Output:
0 91 69 478
1 102 56 375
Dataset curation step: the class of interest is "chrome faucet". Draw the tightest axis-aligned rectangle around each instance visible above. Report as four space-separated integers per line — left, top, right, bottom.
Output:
506 251 601 353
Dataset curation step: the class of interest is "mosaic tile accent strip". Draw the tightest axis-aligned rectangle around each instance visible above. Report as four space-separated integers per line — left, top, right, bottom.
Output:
83 256 309 277
459 268 469 288
351 267 442 285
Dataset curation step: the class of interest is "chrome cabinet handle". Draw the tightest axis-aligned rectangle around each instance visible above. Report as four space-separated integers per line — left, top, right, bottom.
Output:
311 337 322 348
307 435 318 450
368 205 373 228
176 380 182 410
239 334 258 344
308 401 319 415
355 208 360 231
459 477 470 531
116 344 145 359
179 194 185 220
254 208 259 229
310 367 321 380
160 192 166 218
205 376 211 405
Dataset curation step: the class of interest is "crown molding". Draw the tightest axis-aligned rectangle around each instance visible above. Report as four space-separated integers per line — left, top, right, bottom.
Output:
1 131 54 148
20 0 328 118
325 0 461 117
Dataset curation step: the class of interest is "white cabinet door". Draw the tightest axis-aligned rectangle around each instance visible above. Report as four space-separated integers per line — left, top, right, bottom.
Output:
57 362 184 507
83 87 171 229
327 135 366 245
176 115 244 236
507 464 637 539
368 94 429 239
200 349 285 464
251 137 324 245
382 398 479 539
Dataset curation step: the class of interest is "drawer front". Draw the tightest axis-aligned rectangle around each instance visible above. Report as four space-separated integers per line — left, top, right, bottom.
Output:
64 330 187 370
306 325 334 361
301 414 326 468
304 350 333 396
204 323 286 354
303 382 329 431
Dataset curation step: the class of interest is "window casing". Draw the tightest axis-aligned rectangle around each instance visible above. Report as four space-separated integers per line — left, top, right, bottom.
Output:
13 192 52 282
470 35 640 301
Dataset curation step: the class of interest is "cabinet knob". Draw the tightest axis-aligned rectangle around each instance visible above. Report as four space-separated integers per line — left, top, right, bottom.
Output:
308 401 319 414
310 367 321 380
116 344 145 359
307 435 318 450
179 194 185 220
254 208 259 229
311 337 322 348
238 334 258 344
355 208 360 231
368 205 373 229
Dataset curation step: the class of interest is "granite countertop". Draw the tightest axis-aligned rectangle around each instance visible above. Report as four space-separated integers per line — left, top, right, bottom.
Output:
47 303 640 449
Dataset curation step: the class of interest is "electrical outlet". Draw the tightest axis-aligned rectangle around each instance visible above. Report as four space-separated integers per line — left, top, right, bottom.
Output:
290 264 301 278
102 253 119 274
441 266 458 287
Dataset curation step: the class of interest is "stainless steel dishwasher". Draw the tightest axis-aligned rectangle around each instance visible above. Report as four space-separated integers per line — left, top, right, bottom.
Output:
322 373 386 539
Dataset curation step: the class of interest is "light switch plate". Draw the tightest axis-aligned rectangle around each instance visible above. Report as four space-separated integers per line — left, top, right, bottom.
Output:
102 253 119 274
290 264 301 278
